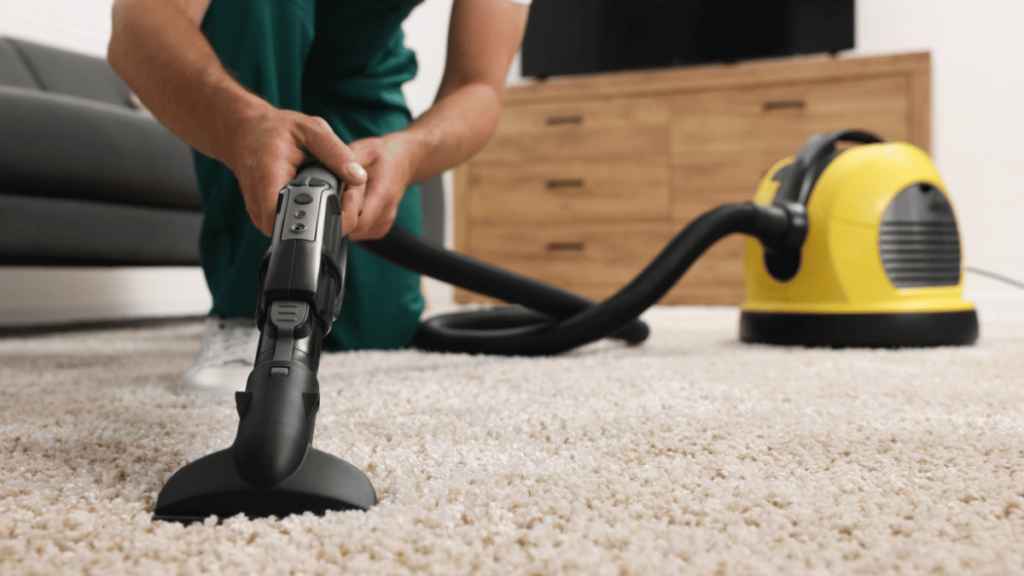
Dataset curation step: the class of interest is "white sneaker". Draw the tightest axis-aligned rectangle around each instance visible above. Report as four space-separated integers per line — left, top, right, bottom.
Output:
177 315 260 394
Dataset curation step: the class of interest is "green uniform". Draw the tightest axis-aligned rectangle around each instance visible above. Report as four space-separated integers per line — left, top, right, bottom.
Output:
194 0 425 351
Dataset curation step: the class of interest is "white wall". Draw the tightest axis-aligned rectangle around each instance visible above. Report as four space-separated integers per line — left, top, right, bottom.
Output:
852 0 1024 299
0 0 112 57
0 267 211 325
2 0 1021 326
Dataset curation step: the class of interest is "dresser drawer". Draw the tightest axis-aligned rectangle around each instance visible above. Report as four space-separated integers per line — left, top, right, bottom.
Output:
663 236 745 305
462 222 745 305
466 223 672 289
467 160 670 223
671 76 909 157
455 54 930 307
475 96 670 163
672 153 784 221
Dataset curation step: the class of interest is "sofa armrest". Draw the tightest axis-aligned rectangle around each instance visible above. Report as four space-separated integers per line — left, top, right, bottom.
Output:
0 86 201 210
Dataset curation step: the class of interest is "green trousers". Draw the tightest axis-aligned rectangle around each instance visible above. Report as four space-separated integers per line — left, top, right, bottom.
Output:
194 0 425 351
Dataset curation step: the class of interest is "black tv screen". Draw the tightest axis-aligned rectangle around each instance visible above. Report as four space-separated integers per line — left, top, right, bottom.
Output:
521 0 855 78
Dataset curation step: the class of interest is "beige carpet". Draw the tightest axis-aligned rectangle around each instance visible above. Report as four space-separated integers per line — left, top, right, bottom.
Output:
2 305 1024 575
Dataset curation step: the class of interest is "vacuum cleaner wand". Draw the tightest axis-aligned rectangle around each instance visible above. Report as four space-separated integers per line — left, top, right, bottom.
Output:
154 165 377 523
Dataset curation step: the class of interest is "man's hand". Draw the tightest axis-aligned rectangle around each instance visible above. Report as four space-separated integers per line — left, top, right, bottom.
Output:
110 0 528 243
225 108 415 240
223 108 369 237
344 135 416 240
110 0 389 239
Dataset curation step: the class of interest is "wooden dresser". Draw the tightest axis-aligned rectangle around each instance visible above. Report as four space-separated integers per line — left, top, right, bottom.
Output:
454 53 930 305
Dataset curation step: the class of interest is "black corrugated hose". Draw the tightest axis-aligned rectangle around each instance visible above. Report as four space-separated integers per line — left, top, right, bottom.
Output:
360 202 802 356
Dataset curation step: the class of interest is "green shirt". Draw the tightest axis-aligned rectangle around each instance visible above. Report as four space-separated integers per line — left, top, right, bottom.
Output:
193 0 426 350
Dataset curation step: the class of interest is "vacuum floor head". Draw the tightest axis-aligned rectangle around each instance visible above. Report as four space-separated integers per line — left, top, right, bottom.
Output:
154 445 376 523
154 356 377 523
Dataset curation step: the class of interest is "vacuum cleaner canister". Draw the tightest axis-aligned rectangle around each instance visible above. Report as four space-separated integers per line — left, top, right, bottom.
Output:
740 130 978 347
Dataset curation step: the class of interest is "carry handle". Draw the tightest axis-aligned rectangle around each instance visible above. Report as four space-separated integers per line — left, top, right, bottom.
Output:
546 115 583 126
546 179 584 190
762 99 806 112
546 242 585 252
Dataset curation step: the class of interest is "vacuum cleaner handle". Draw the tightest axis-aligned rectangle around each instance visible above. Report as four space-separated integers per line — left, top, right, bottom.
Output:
234 164 348 487
255 164 347 362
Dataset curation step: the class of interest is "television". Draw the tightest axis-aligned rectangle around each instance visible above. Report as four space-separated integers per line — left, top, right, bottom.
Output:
521 0 855 78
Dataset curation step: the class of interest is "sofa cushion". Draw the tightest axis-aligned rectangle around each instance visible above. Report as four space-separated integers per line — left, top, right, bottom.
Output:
0 38 40 90
0 86 201 210
0 193 201 265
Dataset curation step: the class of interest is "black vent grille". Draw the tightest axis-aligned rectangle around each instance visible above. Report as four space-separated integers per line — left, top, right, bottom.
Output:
879 184 961 288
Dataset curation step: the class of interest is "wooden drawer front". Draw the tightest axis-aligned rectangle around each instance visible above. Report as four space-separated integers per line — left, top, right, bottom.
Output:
671 76 909 157
462 223 746 305
468 223 671 289
664 236 745 305
672 154 783 221
468 160 670 223
475 96 670 163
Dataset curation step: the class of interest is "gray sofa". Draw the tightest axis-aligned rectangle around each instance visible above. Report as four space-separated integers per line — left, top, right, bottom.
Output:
0 37 445 267
0 37 203 265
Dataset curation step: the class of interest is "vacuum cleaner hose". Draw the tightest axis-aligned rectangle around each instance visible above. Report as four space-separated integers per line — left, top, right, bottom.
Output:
360 202 802 356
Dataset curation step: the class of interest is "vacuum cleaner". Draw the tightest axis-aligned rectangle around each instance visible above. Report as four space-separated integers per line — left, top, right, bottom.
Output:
153 129 977 523
741 129 977 346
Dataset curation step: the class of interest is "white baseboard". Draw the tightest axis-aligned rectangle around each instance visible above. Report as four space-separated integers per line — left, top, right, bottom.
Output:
4 263 1018 328
0 266 212 327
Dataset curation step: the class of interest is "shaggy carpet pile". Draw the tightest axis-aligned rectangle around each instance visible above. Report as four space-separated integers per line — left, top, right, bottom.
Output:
2 305 1023 575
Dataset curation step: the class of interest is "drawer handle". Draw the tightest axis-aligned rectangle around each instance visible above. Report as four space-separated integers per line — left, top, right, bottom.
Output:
762 99 806 112
546 242 585 252
546 179 584 189
546 115 583 126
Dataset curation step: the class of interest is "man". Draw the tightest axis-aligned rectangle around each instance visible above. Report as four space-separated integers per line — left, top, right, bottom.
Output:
108 0 530 392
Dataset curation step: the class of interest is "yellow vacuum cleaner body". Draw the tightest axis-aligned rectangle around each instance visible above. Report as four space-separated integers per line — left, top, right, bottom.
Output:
740 130 978 346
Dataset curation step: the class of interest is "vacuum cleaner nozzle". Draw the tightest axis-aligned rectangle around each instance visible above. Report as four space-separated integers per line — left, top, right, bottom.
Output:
154 165 376 523
153 446 376 523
